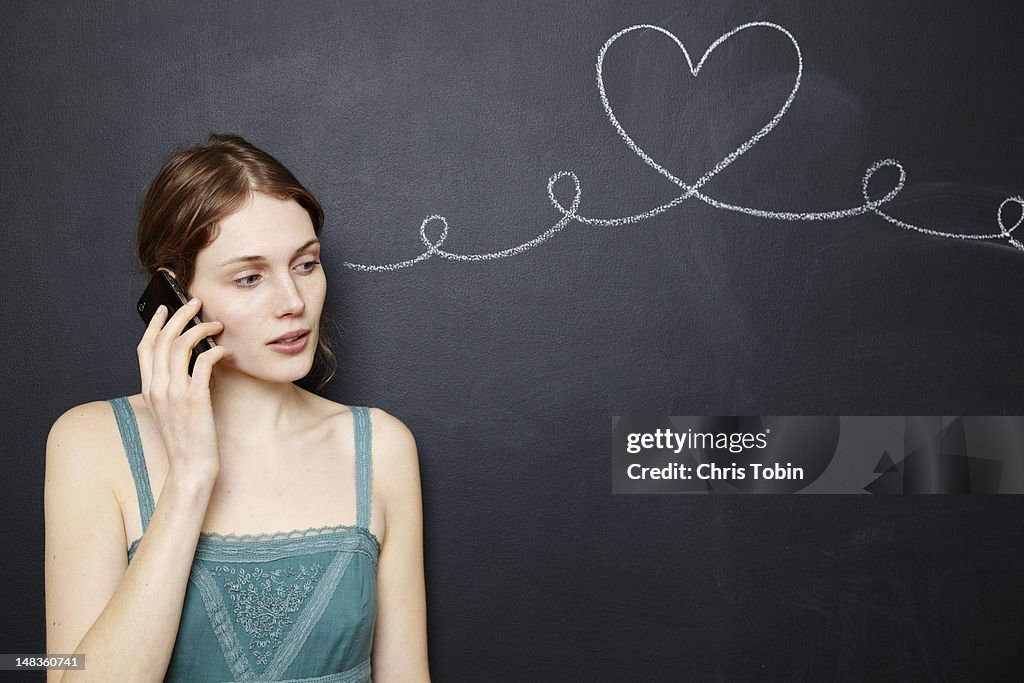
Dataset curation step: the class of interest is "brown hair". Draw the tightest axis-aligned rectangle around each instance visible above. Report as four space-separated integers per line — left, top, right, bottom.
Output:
136 133 340 391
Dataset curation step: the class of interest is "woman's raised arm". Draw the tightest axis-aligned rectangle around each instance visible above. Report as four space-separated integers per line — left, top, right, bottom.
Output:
45 299 231 682
45 402 218 682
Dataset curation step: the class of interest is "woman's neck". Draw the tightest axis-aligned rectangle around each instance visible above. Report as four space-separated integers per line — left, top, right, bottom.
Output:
208 367 312 453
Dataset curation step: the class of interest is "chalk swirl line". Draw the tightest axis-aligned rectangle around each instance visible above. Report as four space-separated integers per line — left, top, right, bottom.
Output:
342 22 1024 272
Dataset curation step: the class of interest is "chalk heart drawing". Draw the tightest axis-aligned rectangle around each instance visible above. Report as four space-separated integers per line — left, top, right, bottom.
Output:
594 23 802 212
342 22 1024 272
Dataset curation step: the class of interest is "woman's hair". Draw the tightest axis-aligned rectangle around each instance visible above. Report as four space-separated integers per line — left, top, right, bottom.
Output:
136 133 340 391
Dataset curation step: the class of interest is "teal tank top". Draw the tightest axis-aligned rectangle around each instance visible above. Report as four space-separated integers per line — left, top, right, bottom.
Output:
108 397 380 683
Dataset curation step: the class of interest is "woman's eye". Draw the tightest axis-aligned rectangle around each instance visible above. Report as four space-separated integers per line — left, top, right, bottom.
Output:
233 261 319 288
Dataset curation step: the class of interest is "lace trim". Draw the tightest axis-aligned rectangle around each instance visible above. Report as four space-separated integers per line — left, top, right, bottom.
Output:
211 562 324 667
199 523 364 542
261 551 357 680
194 544 359 680
195 530 379 565
127 525 381 564
191 558 256 681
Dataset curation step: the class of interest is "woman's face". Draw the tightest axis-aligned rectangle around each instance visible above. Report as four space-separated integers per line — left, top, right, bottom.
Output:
187 192 325 383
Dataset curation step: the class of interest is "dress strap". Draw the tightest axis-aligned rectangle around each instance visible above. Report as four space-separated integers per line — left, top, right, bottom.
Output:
350 406 373 531
108 397 155 533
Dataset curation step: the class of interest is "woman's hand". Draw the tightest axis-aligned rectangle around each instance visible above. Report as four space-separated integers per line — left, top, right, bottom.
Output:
137 297 233 482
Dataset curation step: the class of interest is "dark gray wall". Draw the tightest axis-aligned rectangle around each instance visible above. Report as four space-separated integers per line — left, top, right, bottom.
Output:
4 1 1024 679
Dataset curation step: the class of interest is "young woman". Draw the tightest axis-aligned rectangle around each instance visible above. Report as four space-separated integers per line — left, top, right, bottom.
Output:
44 134 430 682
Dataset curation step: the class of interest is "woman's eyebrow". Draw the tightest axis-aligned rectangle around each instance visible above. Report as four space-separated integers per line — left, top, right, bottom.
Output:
218 238 320 267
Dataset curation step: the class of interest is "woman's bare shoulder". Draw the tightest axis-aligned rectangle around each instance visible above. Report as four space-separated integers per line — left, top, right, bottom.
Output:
364 407 420 480
363 408 422 542
298 392 419 465
366 407 416 442
49 398 119 438
46 399 125 489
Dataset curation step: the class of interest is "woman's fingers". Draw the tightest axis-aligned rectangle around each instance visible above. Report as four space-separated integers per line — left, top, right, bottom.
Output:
152 298 206 398
138 305 163 401
169 319 225 386
137 303 169 401
189 344 234 396
140 295 230 405
132 285 226 479
182 320 224 348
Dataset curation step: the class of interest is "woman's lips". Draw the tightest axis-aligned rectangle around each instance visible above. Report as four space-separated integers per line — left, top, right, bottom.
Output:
268 331 310 353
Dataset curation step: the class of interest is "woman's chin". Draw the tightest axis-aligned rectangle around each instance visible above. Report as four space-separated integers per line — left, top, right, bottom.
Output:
211 359 314 385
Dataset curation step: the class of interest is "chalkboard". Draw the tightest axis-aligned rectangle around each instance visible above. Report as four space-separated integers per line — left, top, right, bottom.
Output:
4 1 1024 679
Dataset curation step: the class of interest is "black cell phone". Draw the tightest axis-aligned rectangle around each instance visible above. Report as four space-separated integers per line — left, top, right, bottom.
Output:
137 269 217 376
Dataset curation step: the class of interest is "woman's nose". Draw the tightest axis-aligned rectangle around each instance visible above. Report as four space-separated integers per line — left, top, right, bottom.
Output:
274 276 305 315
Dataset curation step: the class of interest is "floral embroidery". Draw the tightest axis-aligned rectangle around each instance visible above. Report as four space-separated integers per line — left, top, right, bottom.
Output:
210 563 323 666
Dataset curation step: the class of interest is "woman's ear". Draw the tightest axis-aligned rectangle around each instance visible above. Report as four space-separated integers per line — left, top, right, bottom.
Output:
156 266 192 301
157 267 187 295
157 266 179 281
